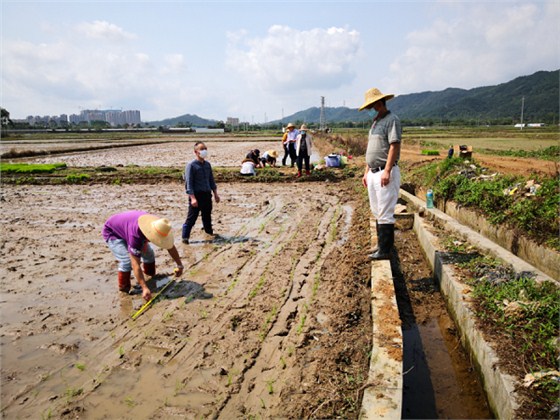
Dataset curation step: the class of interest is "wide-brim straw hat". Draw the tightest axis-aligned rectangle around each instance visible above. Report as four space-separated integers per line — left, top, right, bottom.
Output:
300 124 308 130
138 214 174 249
268 150 279 158
286 123 295 129
358 88 394 111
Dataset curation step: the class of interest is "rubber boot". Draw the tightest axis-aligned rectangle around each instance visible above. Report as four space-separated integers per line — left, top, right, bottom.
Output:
368 224 394 260
118 271 132 293
296 171 302 178
142 262 156 276
305 170 311 176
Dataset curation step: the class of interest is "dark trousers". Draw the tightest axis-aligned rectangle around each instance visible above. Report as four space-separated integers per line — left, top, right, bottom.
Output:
182 191 213 239
282 144 289 165
288 142 297 166
297 152 310 172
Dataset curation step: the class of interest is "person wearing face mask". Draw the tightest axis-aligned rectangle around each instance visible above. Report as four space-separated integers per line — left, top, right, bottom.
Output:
295 124 313 177
182 141 221 244
359 88 402 260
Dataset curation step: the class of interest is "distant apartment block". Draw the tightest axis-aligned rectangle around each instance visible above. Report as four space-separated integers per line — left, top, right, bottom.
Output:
27 109 142 126
226 117 239 126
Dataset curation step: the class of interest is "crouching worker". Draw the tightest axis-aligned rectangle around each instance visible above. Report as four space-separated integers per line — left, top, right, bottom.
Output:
102 211 184 301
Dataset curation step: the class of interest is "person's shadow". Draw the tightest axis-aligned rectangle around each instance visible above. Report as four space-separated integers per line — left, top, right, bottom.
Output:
187 233 258 245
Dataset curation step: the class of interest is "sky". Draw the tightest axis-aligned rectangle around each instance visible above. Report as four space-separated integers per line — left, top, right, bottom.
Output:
1 0 559 123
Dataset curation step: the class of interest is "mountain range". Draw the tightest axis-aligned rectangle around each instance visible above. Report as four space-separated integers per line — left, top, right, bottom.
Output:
148 69 559 126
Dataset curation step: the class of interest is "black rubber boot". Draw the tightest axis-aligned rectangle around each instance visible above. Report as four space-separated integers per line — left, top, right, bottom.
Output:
368 224 394 260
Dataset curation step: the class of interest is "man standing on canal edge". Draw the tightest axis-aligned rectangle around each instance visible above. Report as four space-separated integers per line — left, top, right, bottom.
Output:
359 88 401 260
182 141 220 244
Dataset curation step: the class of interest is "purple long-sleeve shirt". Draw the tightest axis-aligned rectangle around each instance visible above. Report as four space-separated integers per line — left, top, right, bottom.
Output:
102 210 148 257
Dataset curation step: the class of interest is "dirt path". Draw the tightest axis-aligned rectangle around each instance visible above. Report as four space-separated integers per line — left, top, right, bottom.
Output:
0 181 372 419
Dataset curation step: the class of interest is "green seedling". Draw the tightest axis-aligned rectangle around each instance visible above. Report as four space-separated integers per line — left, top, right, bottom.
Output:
75 362 86 371
248 274 266 300
65 387 83 401
266 379 275 394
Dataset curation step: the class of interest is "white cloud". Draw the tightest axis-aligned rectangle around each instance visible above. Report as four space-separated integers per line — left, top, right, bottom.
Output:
226 25 362 93
76 20 137 41
386 1 560 94
1 20 199 119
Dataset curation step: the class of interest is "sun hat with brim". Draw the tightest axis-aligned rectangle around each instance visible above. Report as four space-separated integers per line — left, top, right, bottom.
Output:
300 124 309 131
138 214 174 250
268 150 279 158
286 123 295 129
358 88 395 111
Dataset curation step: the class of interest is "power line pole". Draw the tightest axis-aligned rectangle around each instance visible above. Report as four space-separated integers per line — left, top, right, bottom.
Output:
320 96 326 131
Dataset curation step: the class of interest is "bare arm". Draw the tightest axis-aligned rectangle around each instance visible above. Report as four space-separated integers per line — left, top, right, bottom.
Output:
130 254 152 301
167 245 184 277
380 142 401 187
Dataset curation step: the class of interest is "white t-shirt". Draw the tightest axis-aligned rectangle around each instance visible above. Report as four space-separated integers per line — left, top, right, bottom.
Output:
240 161 256 175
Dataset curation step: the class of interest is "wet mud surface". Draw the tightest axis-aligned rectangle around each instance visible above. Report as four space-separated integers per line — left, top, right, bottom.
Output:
0 181 373 419
8 139 285 168
2 135 544 418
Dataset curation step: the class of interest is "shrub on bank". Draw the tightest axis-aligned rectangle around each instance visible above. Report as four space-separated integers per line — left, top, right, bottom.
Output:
410 158 559 250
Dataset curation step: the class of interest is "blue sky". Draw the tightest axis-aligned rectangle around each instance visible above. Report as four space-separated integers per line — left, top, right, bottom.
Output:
2 0 558 123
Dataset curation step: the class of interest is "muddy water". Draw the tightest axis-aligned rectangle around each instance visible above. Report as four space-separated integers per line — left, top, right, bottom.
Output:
392 229 493 419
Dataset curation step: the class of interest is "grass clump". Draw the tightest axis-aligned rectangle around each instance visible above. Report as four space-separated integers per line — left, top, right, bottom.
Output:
0 162 67 173
421 149 440 155
460 256 560 417
66 173 90 183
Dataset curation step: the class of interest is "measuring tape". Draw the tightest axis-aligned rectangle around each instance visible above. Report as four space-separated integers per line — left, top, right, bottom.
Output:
131 279 176 320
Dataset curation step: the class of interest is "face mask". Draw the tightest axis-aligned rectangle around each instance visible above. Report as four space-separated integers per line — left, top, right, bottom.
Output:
198 149 208 159
367 109 376 118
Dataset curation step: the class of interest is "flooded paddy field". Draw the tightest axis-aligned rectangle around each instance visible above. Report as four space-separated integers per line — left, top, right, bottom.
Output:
0 181 375 419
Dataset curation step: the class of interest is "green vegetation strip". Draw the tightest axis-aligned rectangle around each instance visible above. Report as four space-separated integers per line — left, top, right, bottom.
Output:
407 157 559 250
0 162 67 173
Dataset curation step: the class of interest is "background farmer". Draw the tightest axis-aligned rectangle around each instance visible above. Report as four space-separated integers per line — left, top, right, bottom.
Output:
359 87 402 260
260 149 279 167
182 141 221 244
285 122 299 167
102 211 184 301
295 124 313 177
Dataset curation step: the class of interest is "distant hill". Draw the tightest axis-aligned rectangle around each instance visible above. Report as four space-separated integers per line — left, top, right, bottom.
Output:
147 113 217 127
147 70 558 127
271 69 559 125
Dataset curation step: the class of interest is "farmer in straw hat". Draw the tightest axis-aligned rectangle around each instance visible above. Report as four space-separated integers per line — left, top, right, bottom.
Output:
295 124 313 177
359 88 402 260
260 149 279 167
284 123 299 167
102 211 184 301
